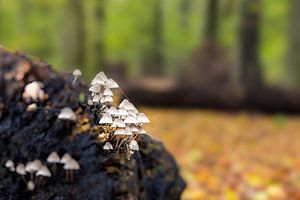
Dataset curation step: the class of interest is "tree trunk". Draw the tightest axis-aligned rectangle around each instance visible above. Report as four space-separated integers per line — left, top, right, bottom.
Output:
204 0 218 41
238 0 262 89
285 0 300 88
61 0 85 69
94 0 106 69
179 0 191 28
142 0 164 76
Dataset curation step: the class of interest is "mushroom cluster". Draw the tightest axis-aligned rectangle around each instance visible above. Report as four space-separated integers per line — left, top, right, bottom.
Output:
87 71 150 158
4 151 80 192
22 81 48 103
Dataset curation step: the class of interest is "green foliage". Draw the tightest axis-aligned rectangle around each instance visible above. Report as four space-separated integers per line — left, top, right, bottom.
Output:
0 0 289 86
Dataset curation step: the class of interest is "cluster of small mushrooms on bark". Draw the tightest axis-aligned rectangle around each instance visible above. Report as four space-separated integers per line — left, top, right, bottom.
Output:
86 71 150 158
5 152 79 191
4 69 150 191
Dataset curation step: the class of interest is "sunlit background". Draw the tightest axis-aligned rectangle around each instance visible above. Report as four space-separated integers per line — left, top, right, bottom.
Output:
1 0 300 199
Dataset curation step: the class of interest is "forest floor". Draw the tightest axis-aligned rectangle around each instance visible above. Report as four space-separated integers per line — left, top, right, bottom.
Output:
141 107 300 200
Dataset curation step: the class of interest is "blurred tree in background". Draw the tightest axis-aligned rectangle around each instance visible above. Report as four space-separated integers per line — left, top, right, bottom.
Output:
0 0 297 89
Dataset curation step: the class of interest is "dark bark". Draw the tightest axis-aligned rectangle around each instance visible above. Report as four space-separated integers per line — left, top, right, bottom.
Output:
0 48 186 199
204 0 219 41
142 0 164 76
238 0 262 88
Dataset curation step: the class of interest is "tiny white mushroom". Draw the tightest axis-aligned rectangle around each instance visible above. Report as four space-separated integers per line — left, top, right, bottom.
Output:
103 142 114 150
103 87 113 96
105 78 119 89
92 94 101 103
23 81 47 102
138 127 147 134
137 113 150 124
47 151 60 174
114 128 126 135
27 180 35 191
27 103 37 112
60 153 72 164
89 84 102 93
111 118 126 128
117 108 128 118
124 115 138 124
129 140 139 151
16 163 26 176
99 113 113 124
130 126 139 133
58 107 77 122
5 160 15 172
100 96 113 104
72 69 82 84
107 106 119 116
36 165 52 186
63 159 80 182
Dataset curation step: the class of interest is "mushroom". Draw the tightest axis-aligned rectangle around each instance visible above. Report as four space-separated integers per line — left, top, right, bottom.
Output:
16 163 27 182
117 108 128 119
63 158 80 182
100 96 113 104
103 87 113 96
25 160 42 181
60 153 72 165
105 78 119 89
36 165 51 185
111 118 126 128
58 107 77 122
138 127 147 134
129 140 139 151
27 180 35 191
47 151 60 174
103 142 114 151
92 94 101 103
137 113 150 124
22 81 47 103
27 103 37 112
124 115 138 124
5 160 15 172
107 106 119 116
72 69 82 85
89 84 102 93
99 113 113 124
91 71 107 85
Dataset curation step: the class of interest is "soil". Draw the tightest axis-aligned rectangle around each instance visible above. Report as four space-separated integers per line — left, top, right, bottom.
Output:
0 48 185 200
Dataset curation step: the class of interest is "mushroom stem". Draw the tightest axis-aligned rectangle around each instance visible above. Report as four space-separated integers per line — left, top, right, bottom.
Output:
21 175 27 183
52 164 57 175
65 170 69 181
117 137 128 150
72 77 78 85
70 170 74 182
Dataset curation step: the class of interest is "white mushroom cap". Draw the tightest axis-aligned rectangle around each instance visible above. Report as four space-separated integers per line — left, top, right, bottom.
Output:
137 113 150 124
100 96 113 103
36 165 51 177
91 71 107 85
89 84 102 93
99 113 113 124
47 151 60 163
58 107 77 121
73 69 82 76
124 127 133 135
103 142 113 150
27 103 37 112
129 140 139 151
92 94 101 103
105 78 119 89
111 118 126 128
63 159 80 170
114 128 126 135
25 160 41 173
103 88 113 96
138 127 147 134
23 81 47 102
16 163 26 175
124 115 138 124
127 110 137 118
119 99 129 109
107 106 118 116
27 181 35 191
117 108 128 117
31 160 42 172
130 126 139 133
60 153 72 164
5 160 14 169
